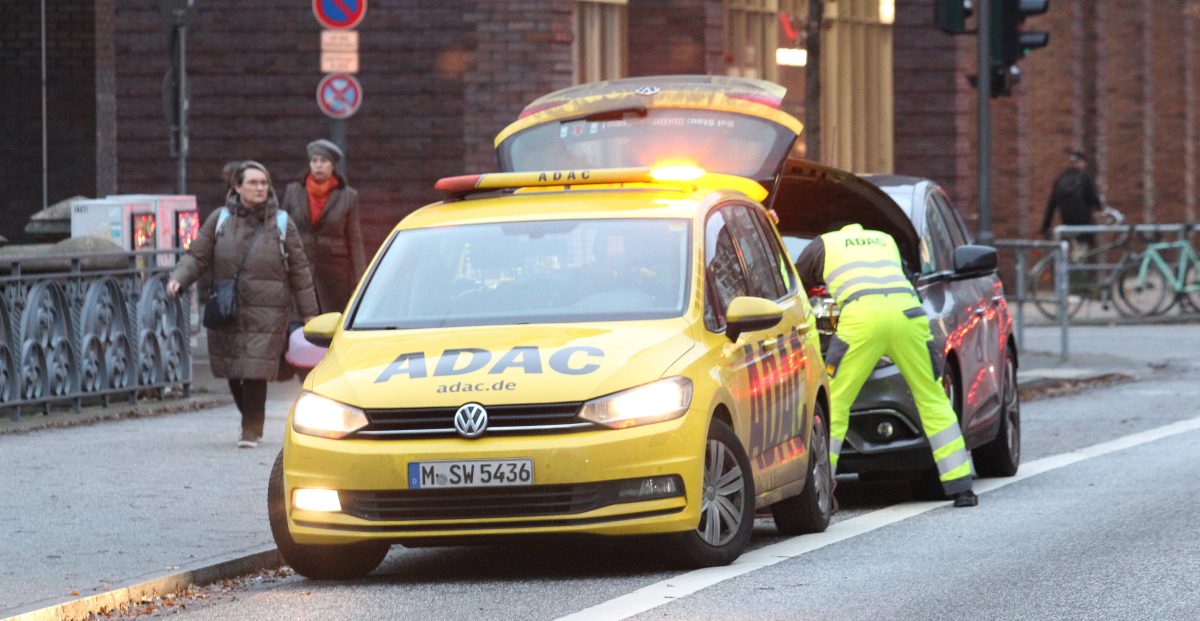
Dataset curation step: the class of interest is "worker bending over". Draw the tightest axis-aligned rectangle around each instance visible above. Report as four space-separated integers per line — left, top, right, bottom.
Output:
796 223 978 507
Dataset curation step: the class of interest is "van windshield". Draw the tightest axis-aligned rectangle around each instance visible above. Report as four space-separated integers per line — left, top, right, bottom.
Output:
351 219 692 329
497 109 795 182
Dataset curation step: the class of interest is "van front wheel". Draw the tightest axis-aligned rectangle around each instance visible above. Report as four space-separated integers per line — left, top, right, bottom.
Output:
267 451 389 580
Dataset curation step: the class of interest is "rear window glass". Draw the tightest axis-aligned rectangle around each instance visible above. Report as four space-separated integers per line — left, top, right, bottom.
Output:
498 109 796 182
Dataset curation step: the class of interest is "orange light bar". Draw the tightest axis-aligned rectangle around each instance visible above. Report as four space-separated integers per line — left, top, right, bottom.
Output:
433 166 768 202
435 168 656 194
650 165 705 182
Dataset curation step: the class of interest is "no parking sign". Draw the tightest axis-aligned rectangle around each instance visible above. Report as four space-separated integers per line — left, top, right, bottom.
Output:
312 0 366 30
316 73 362 119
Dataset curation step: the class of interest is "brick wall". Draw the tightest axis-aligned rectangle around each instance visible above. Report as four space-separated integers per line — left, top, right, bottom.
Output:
628 0 722 76
894 0 1200 243
114 0 574 253
0 0 99 241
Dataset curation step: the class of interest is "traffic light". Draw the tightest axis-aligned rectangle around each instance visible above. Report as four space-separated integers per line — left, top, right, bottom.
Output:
985 0 1049 96
934 0 974 35
997 0 1049 67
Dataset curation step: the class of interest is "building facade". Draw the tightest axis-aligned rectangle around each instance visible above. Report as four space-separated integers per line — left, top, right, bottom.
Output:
2 0 1199 250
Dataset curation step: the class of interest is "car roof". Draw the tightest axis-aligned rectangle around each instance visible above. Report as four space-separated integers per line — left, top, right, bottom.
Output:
859 175 926 218
494 75 803 147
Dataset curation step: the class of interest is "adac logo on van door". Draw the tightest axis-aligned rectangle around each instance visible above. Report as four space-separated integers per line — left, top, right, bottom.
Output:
374 346 605 383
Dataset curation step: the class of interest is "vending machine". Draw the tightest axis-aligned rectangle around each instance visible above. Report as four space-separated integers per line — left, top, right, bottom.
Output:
70 195 199 265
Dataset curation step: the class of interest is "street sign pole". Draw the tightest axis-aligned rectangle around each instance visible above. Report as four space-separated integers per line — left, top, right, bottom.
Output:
159 0 193 195
177 16 189 195
977 0 993 245
331 119 346 174
313 1 366 177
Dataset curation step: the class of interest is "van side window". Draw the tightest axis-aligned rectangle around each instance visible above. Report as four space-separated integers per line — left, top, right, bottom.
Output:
704 209 750 330
727 205 787 300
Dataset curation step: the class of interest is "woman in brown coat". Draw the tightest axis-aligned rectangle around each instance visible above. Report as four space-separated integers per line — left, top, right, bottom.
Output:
281 139 367 313
168 161 319 448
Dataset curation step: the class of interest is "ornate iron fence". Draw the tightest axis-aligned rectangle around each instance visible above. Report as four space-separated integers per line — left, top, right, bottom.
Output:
0 250 191 419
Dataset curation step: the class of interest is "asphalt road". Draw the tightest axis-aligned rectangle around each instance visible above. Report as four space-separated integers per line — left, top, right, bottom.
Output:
108 350 1200 621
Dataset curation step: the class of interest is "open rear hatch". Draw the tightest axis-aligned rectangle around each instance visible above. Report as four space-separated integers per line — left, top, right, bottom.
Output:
768 158 920 275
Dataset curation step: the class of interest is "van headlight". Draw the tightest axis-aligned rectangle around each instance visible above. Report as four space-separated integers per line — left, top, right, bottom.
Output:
292 392 369 439
579 377 693 429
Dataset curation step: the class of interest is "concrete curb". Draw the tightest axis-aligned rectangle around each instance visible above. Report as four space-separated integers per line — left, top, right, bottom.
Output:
2 546 281 621
1018 371 1135 401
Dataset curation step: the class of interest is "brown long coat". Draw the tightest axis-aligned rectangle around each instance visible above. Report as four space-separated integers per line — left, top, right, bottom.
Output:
171 192 319 380
281 172 367 313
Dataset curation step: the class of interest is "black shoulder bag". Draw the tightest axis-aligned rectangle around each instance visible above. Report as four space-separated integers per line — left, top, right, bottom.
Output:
203 222 264 329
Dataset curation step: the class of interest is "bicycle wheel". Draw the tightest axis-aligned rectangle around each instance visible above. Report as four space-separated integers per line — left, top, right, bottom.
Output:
1030 254 1084 321
1182 263 1200 313
1115 261 1173 317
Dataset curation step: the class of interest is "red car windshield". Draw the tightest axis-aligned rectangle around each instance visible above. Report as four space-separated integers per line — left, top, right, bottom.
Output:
497 108 796 183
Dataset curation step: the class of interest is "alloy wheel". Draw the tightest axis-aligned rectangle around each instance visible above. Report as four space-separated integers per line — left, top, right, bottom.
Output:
698 438 746 547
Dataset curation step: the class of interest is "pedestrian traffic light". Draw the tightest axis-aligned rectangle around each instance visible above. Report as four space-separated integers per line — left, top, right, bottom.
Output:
934 0 974 35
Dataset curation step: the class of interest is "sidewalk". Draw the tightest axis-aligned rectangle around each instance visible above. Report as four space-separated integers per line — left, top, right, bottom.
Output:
2 323 1192 619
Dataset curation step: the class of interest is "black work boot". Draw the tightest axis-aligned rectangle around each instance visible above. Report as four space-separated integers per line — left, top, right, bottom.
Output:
952 490 978 507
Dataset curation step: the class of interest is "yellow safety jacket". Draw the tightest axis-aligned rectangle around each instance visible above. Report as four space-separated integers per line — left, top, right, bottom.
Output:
820 224 915 308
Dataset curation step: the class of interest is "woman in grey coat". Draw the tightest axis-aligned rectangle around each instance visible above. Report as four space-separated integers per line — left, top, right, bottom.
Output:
168 161 319 448
281 139 367 313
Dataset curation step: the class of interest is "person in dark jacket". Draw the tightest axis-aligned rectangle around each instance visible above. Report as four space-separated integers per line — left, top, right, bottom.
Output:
1040 150 1102 254
281 139 367 313
168 161 319 448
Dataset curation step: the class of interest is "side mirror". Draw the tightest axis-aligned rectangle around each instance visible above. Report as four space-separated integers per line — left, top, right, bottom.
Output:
953 245 998 278
725 296 784 342
303 312 342 348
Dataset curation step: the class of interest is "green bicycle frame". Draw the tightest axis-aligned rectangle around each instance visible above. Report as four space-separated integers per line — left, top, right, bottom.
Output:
1137 240 1200 294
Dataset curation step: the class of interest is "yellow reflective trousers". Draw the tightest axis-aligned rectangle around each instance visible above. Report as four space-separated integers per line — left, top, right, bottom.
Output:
826 293 973 496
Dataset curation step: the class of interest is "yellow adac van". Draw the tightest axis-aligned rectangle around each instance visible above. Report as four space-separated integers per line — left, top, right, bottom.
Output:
269 166 833 579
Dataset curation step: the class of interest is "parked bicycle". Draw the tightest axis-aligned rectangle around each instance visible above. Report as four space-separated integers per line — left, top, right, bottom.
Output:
1112 224 1200 317
1029 207 1137 320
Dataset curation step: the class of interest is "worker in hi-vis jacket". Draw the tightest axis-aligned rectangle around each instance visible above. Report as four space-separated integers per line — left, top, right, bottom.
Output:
795 223 978 507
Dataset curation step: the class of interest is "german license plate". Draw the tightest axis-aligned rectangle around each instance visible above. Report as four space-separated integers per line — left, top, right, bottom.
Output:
408 458 533 489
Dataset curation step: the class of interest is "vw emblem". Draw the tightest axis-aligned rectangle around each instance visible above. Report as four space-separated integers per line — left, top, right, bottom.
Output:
634 85 661 95
454 403 488 439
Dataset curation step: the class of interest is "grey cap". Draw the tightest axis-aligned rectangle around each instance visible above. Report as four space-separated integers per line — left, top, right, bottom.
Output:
307 139 344 164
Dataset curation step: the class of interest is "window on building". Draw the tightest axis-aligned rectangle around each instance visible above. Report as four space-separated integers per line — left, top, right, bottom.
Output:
820 0 895 173
726 0 779 81
574 0 628 84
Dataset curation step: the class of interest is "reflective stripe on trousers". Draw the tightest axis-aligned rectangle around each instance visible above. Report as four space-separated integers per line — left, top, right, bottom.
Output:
826 294 973 495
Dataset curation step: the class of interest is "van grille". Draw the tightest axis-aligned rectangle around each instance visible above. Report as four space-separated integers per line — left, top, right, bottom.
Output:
355 402 594 438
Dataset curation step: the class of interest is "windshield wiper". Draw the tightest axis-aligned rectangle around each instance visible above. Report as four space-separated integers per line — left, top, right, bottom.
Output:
561 106 648 124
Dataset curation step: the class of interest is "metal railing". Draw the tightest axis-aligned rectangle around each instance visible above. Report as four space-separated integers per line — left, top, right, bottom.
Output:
0 249 192 419
993 239 1071 361
995 222 1200 362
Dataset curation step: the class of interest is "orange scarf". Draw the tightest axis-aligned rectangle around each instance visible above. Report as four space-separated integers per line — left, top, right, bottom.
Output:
305 175 338 225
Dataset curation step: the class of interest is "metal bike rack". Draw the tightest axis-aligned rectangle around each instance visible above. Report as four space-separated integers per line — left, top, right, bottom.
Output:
993 239 1071 361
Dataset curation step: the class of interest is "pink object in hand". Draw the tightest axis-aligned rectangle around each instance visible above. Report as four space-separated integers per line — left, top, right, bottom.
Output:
286 327 328 369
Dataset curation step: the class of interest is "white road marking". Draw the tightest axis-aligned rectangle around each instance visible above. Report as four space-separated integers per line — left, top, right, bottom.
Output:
556 415 1200 621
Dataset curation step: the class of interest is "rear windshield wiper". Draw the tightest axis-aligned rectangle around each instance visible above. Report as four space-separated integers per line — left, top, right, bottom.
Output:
560 106 648 124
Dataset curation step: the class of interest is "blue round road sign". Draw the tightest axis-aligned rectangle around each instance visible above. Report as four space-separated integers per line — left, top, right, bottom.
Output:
313 0 366 30
316 74 363 119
